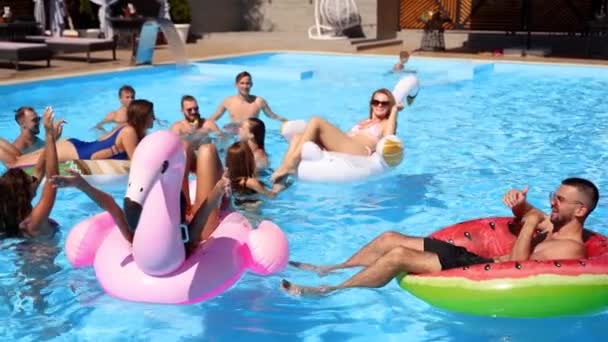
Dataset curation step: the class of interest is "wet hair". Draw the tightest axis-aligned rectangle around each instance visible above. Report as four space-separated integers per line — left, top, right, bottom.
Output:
368 88 396 119
127 99 154 141
246 118 265 150
235 71 252 83
180 95 196 109
14 106 35 124
562 177 600 215
119 85 135 98
225 141 256 193
399 51 410 61
0 169 35 238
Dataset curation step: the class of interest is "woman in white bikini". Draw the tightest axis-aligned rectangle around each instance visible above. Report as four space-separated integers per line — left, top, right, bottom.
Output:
271 88 402 182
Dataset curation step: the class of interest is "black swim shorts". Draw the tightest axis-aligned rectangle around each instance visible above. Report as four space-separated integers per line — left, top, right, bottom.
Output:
423 238 494 270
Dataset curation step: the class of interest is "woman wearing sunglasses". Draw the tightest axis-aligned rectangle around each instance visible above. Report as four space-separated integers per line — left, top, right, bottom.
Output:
271 88 403 182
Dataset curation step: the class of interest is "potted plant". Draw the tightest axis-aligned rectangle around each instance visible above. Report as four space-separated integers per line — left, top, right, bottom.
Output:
169 0 191 43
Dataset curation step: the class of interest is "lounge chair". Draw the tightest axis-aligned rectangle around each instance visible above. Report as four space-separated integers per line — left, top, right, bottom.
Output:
25 36 116 62
0 41 51 70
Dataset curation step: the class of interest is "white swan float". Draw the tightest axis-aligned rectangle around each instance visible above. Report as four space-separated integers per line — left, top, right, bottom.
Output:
280 75 419 182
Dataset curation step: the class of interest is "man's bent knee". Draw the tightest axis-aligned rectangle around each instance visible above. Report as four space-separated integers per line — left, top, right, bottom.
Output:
378 231 405 241
386 246 413 261
309 116 326 126
386 246 442 273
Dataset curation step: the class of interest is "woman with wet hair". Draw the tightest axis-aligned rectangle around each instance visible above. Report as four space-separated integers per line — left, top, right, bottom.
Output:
239 117 269 171
225 141 284 199
0 108 60 238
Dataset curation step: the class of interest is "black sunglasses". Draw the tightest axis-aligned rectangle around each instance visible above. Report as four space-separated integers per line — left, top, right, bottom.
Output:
370 99 390 107
186 106 199 113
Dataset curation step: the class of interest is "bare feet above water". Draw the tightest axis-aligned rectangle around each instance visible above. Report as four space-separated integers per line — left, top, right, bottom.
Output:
289 261 335 277
280 279 335 296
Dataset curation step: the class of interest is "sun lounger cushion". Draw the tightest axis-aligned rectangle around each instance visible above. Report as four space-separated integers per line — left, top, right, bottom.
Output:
0 41 51 69
24 36 116 62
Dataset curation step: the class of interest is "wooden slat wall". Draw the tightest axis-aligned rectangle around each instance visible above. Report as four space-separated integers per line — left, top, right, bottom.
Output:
400 0 594 32
468 0 522 31
400 0 441 29
529 0 592 32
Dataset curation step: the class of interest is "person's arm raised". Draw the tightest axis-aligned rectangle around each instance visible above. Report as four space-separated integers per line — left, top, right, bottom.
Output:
31 116 66 183
508 212 545 261
22 107 59 236
50 170 133 242
208 100 227 122
53 118 66 140
502 186 539 219
383 103 402 136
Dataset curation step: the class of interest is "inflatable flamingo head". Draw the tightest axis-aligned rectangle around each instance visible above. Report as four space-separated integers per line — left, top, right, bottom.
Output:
124 130 186 230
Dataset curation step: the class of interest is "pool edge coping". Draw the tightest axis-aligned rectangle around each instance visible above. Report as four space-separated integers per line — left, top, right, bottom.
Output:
1 49 608 86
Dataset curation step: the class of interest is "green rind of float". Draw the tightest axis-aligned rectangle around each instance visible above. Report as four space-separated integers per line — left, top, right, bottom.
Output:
397 273 608 317
22 162 78 176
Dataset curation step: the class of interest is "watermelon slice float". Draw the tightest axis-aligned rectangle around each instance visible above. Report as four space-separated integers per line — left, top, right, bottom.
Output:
398 217 608 318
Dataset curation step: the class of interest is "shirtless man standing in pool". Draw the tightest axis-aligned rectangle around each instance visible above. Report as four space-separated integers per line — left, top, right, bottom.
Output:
94 85 135 132
281 178 597 296
209 71 287 130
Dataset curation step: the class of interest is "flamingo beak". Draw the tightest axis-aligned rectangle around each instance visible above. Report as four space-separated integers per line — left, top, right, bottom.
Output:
123 197 142 232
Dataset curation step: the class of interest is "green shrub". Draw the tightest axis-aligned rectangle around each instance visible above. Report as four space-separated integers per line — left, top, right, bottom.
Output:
169 0 191 24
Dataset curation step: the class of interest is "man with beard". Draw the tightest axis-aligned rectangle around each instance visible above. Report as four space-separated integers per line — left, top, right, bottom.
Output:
171 95 221 143
281 178 598 296
0 106 64 165
170 95 224 214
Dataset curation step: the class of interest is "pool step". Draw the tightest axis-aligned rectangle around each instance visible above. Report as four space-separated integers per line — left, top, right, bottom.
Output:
193 62 314 81
503 47 552 57
351 38 403 51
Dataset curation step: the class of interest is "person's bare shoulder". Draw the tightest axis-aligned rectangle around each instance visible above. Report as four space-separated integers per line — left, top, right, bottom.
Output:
255 96 265 106
105 109 118 120
13 136 27 150
170 120 186 133
119 124 137 136
114 107 128 123
223 95 238 106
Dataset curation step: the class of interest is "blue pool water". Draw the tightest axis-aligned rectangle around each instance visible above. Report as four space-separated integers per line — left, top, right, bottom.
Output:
1 52 608 340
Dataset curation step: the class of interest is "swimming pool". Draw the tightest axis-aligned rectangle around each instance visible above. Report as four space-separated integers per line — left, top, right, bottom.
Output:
1 52 607 340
